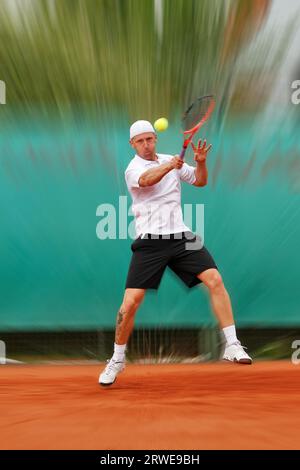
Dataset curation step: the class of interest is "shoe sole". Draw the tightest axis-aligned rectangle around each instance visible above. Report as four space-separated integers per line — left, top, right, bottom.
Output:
235 358 252 364
99 380 116 387
223 358 252 365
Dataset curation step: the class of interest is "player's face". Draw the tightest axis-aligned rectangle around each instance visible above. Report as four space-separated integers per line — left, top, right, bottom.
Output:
130 132 157 159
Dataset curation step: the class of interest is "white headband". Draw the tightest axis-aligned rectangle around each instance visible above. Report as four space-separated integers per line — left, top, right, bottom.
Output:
130 120 156 139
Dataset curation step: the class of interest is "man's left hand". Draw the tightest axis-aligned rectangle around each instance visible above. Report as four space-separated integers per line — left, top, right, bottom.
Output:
191 139 212 163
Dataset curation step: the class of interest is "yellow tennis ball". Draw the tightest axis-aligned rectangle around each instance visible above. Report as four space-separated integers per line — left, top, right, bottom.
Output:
154 117 168 132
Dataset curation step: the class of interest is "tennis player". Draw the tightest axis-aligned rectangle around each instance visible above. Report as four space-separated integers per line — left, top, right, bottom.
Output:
99 120 252 386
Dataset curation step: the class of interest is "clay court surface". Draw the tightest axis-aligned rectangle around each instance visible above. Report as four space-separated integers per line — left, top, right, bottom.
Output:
0 361 299 450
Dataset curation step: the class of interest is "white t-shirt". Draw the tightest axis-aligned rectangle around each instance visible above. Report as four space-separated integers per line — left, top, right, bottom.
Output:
125 153 196 236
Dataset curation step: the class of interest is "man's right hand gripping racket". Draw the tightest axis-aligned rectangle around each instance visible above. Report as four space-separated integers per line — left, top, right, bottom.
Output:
180 95 215 160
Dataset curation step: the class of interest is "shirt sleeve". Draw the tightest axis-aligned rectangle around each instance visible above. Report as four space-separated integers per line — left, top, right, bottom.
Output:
179 162 196 185
125 167 145 189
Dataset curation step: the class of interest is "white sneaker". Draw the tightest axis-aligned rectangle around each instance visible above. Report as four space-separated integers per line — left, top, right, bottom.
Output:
99 358 125 386
222 341 252 364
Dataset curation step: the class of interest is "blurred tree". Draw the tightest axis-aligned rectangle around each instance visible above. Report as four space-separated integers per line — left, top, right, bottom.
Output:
0 0 279 122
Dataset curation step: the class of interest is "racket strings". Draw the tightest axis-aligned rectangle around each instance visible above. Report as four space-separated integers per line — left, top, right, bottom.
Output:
182 95 214 132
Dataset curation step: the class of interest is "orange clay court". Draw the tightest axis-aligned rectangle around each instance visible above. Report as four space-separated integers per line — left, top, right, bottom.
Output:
0 361 299 450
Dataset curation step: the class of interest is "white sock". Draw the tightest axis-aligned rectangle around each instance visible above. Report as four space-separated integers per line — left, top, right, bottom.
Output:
112 343 126 362
222 325 238 346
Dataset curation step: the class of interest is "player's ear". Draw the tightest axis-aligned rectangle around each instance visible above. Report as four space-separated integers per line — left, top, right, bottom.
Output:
129 138 135 148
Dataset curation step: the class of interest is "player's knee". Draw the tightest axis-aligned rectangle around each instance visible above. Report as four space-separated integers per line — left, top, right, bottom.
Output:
205 272 223 291
122 293 144 313
124 299 139 312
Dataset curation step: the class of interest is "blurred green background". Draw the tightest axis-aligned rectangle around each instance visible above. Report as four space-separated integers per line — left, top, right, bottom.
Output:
0 0 299 359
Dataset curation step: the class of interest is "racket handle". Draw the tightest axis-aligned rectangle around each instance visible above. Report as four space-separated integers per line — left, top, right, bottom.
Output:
179 147 186 160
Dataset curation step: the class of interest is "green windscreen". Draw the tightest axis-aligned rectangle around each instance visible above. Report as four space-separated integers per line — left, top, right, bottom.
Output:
0 119 299 330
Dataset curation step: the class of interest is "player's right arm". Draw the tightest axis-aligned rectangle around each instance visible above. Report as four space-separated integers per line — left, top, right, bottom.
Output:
138 156 183 187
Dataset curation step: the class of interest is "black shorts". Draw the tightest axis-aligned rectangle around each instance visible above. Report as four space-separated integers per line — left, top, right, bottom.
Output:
125 231 218 290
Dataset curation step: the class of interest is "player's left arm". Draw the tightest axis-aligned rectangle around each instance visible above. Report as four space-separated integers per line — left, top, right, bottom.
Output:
192 139 212 187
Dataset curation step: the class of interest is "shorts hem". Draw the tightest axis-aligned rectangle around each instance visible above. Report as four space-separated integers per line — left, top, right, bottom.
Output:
125 284 159 290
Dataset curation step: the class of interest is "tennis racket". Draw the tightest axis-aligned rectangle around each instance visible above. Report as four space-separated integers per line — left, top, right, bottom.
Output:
180 95 215 160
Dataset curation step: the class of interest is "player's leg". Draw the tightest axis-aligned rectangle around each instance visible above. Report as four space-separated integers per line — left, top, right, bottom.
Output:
167 234 252 364
99 235 168 386
115 288 146 349
197 268 252 364
99 288 145 386
197 269 234 328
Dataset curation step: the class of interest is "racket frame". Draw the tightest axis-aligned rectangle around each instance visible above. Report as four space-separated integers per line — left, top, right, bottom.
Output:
179 95 215 160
